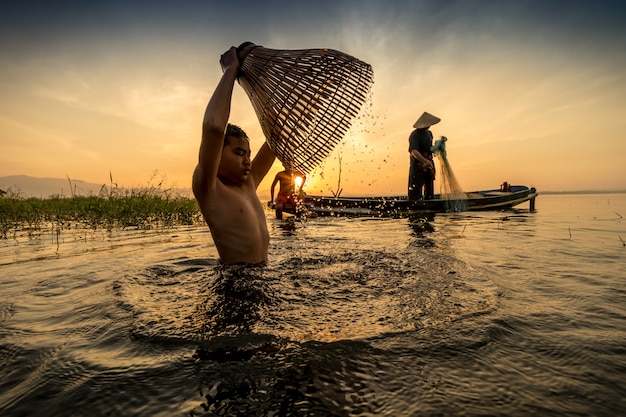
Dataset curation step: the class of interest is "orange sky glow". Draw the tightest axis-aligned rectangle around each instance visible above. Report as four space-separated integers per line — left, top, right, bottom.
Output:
1 1 625 198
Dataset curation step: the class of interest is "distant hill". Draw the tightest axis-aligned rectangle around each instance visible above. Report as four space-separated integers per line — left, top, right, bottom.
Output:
0 175 194 199
2 175 624 199
539 190 626 195
0 175 106 198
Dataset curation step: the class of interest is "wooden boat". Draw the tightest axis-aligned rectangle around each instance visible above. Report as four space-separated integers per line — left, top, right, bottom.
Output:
278 185 538 217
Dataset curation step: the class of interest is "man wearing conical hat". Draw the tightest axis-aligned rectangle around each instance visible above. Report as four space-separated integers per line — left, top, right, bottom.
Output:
408 112 440 200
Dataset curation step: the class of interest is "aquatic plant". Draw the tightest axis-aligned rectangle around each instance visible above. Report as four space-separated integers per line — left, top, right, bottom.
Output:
0 181 203 239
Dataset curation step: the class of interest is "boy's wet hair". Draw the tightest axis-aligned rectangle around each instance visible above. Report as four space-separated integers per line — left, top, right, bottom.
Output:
224 123 249 146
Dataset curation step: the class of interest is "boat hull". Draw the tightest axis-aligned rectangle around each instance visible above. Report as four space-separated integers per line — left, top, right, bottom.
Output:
281 185 538 217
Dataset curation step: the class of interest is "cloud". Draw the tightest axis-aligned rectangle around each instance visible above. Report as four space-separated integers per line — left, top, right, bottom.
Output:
1 0 625 191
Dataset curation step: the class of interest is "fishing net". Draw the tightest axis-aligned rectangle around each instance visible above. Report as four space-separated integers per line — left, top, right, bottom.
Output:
432 137 467 212
236 42 374 175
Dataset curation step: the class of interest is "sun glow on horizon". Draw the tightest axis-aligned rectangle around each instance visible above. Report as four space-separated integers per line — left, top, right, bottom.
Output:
1 2 625 193
294 175 304 189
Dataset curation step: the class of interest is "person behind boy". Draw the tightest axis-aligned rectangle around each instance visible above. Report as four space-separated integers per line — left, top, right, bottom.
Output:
270 165 306 219
408 111 440 200
192 46 276 265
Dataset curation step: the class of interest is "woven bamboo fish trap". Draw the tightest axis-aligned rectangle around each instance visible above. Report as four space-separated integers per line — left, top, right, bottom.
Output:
236 42 374 175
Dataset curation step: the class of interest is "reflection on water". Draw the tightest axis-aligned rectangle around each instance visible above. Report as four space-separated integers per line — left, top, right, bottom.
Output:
2 195 626 416
275 217 303 235
408 213 436 247
197 263 274 335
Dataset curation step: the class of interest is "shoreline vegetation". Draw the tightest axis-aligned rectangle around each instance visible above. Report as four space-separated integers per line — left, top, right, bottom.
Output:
0 176 204 240
2 173 625 240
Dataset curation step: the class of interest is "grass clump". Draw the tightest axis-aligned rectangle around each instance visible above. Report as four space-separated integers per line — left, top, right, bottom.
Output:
0 174 203 239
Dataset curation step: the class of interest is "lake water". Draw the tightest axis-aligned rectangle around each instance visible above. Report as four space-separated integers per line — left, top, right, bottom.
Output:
1 193 625 416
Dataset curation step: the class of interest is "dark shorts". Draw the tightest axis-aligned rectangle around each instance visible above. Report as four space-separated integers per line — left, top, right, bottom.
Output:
275 193 295 206
408 159 435 200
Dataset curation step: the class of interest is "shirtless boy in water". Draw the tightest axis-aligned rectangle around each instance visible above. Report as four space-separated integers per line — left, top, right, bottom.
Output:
192 47 276 265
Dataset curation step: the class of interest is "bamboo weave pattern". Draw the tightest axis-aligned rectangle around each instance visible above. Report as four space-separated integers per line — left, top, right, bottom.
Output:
237 43 374 174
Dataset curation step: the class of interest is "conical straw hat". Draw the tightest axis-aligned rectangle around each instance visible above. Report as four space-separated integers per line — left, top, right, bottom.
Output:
413 112 441 129
236 42 374 174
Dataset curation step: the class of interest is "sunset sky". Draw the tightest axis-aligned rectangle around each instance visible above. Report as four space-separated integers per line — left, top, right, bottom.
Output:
1 0 625 197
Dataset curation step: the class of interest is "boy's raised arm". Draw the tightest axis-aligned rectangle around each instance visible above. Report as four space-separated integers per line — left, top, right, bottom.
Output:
251 142 276 190
193 47 240 195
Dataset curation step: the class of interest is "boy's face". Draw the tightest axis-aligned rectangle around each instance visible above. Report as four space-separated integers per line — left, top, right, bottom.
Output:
218 135 251 186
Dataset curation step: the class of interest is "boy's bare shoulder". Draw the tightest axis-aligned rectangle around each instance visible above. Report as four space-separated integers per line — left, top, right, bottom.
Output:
192 164 206 186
